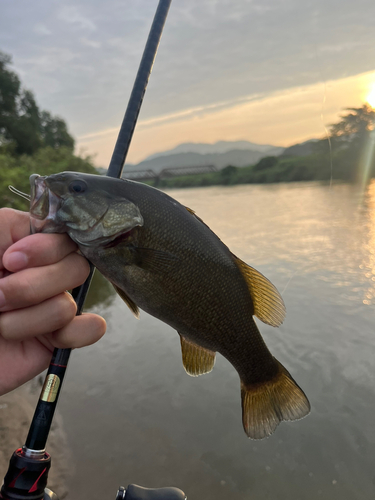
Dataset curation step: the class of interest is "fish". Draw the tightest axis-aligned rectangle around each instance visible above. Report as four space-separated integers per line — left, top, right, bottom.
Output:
29 171 310 439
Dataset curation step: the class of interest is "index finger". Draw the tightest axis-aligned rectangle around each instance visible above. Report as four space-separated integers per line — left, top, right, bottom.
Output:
3 233 78 272
0 209 30 261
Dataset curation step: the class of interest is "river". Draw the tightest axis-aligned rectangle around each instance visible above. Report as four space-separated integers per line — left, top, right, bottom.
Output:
58 181 375 499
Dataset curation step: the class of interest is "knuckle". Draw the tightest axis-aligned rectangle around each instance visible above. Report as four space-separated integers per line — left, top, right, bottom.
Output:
21 277 40 305
54 293 77 327
0 207 18 221
0 208 27 228
44 234 77 263
0 207 14 221
0 313 12 340
1 272 35 306
68 253 90 284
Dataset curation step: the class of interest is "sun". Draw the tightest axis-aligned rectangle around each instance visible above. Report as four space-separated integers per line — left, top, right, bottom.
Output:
366 84 375 108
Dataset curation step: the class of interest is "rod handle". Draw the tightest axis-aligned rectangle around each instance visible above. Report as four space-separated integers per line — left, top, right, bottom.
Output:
116 484 186 500
0 448 51 500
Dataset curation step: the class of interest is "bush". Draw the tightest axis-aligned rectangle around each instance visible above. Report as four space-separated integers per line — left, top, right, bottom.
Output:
0 147 98 211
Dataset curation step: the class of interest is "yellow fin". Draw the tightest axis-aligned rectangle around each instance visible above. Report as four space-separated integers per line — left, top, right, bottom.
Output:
241 359 310 439
179 335 216 377
112 284 140 319
233 255 286 327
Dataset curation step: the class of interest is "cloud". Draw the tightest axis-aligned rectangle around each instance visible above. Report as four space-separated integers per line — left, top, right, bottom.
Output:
3 0 375 166
33 23 52 36
77 70 375 166
77 91 267 143
58 5 96 31
80 37 101 49
19 47 79 74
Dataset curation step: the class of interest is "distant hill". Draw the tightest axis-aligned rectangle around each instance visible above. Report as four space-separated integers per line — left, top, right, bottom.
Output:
281 139 319 157
120 141 284 174
144 140 283 160
122 150 275 174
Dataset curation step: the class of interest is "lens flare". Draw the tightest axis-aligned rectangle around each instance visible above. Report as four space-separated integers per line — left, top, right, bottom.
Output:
367 84 375 108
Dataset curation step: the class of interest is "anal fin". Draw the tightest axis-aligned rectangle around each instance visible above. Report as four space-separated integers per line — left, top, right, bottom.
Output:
179 334 216 377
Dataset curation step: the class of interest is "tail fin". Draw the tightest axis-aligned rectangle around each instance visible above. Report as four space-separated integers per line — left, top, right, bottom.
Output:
241 359 310 439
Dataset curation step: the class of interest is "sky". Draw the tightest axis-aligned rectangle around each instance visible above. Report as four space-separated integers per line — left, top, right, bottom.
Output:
1 0 375 166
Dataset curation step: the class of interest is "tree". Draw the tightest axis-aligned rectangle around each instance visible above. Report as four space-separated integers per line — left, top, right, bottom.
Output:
0 51 21 151
329 105 375 181
10 89 43 155
0 50 75 155
40 111 74 151
329 105 375 145
252 156 278 171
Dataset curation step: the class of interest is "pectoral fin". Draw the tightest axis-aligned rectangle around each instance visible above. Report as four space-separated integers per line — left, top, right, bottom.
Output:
232 255 286 327
112 284 140 319
134 247 179 273
179 334 216 377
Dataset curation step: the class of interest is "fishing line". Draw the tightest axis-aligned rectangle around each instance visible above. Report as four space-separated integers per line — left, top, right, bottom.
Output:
313 45 334 189
281 268 300 295
283 45 334 296
320 82 334 190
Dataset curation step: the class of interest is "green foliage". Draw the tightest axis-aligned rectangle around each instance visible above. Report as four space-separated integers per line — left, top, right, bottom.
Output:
252 156 278 171
40 111 74 150
220 165 238 185
0 50 75 156
0 147 98 211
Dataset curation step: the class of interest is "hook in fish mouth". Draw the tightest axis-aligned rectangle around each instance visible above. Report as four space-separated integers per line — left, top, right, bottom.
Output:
8 185 31 201
29 174 63 234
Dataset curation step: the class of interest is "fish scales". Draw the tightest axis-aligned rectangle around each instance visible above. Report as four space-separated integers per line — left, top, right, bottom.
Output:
83 180 274 380
29 172 310 439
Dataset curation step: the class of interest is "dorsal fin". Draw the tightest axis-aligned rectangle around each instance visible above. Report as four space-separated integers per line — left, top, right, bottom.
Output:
112 283 140 319
179 334 216 377
232 255 286 327
185 206 212 229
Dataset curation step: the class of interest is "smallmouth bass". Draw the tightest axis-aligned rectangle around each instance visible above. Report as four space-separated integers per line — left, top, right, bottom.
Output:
29 172 310 439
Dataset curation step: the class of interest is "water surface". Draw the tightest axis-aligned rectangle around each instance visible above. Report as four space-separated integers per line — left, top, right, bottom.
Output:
60 181 375 499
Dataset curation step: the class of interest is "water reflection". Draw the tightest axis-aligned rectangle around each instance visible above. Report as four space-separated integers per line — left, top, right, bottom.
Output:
84 269 116 310
166 181 375 306
60 182 375 500
361 179 375 305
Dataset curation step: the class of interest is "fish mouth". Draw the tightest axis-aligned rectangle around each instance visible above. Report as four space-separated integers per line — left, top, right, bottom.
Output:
29 174 63 234
29 173 144 243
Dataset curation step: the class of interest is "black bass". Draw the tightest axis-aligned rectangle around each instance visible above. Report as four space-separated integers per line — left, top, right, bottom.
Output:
29 172 310 439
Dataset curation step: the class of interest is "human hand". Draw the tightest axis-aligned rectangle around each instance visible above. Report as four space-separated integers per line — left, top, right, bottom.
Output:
0 208 106 396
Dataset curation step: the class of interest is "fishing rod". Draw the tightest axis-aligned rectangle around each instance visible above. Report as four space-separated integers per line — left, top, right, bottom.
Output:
1 1 185 498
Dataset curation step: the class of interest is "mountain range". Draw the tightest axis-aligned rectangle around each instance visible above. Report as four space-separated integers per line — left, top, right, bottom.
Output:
119 140 284 174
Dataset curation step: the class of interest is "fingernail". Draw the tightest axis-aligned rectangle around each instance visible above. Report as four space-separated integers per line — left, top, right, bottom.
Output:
0 290 5 308
6 252 28 271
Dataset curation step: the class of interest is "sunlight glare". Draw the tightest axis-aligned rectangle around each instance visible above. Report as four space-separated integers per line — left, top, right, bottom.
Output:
366 84 375 108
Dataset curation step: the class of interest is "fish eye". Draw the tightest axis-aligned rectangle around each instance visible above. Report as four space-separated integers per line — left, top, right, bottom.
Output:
69 180 87 194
